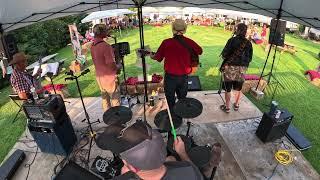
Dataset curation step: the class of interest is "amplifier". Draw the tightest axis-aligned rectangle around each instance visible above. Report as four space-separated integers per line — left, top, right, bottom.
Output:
28 113 77 156
0 149 26 180
23 94 66 124
188 76 202 91
55 161 102 180
256 109 293 143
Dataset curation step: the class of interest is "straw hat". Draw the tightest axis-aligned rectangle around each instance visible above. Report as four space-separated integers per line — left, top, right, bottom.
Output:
8 52 27 65
172 19 187 35
93 24 110 36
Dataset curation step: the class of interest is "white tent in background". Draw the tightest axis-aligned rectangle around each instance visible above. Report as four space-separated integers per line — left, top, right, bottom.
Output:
182 7 205 15
81 9 135 23
158 7 183 15
142 7 159 15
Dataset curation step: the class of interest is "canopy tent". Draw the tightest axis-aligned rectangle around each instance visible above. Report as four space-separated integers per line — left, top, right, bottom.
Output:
206 9 272 24
158 7 183 15
1 0 320 32
182 7 206 15
81 9 135 23
142 7 159 15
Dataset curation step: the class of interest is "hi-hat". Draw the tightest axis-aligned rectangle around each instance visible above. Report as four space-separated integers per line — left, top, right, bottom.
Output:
103 106 133 125
173 98 203 119
154 109 182 132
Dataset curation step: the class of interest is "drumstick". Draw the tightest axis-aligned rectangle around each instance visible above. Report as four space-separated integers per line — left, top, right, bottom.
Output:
164 97 177 140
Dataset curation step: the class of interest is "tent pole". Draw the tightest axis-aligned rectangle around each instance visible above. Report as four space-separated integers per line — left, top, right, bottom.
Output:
133 0 148 121
137 5 148 102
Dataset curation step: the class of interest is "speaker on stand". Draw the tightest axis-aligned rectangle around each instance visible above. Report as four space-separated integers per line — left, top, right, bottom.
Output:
269 19 287 47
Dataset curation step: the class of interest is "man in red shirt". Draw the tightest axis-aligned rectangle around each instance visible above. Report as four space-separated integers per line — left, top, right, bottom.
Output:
148 19 202 111
91 24 121 111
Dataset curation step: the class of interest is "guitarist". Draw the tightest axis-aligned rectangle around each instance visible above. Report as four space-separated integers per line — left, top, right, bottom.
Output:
219 23 253 113
147 19 203 111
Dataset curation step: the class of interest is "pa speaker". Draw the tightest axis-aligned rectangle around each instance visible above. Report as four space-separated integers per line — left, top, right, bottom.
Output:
269 19 286 46
187 76 202 91
2 34 18 60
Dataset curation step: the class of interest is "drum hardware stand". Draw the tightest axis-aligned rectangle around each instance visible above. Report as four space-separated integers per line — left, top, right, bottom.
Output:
65 69 100 165
204 72 226 104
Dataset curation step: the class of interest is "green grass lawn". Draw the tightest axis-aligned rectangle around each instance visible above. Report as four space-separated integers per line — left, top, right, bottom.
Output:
1 25 319 172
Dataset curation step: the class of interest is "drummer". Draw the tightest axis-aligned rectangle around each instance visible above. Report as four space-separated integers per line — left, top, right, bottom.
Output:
100 121 203 180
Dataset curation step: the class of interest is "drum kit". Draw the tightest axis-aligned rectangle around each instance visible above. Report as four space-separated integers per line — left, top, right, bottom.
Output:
96 97 212 169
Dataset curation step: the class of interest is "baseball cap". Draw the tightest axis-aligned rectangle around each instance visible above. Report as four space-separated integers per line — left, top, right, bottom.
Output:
96 121 167 170
172 19 187 35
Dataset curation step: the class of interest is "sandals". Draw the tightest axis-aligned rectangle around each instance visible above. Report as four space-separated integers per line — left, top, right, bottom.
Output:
220 105 230 113
233 103 240 111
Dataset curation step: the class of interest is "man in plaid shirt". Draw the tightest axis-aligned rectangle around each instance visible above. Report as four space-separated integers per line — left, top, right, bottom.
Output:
10 52 41 99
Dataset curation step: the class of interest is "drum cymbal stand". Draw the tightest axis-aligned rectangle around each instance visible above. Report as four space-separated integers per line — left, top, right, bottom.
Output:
65 69 100 165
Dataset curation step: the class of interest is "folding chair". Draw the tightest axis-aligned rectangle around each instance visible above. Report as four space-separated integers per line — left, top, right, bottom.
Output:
9 94 24 123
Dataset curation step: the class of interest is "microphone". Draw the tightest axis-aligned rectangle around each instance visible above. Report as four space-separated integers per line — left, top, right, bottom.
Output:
65 70 74 76
81 69 90 76
65 77 73 81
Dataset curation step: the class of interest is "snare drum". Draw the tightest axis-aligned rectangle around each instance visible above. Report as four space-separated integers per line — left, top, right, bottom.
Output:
188 146 212 168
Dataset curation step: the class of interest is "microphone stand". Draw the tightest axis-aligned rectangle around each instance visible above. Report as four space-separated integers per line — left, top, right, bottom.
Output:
65 69 100 165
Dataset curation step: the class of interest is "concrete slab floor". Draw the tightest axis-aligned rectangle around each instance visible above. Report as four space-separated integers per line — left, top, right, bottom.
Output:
2 91 318 180
216 118 320 180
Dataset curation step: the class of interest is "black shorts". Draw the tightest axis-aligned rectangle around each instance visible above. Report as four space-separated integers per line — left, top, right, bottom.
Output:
222 80 244 92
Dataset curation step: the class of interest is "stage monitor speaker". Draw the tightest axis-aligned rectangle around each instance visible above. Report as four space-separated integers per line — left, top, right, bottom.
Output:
286 124 311 151
269 19 286 46
188 76 202 91
55 161 102 180
0 149 26 180
256 109 293 143
28 113 77 156
2 34 19 60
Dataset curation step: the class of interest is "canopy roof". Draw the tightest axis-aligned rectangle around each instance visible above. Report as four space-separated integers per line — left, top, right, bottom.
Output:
0 0 319 32
81 9 135 23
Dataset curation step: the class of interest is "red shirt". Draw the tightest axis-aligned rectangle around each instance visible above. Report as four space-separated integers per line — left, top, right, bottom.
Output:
91 37 117 77
153 36 202 75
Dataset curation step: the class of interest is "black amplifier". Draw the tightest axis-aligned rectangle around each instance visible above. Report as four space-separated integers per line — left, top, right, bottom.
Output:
28 112 77 156
256 109 293 143
23 94 66 125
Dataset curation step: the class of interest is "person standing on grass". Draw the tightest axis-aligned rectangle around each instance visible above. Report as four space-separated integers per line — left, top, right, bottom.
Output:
145 19 203 111
220 23 253 113
91 24 121 111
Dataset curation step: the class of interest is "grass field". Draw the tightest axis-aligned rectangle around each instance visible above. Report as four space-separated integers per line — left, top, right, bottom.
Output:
0 25 319 172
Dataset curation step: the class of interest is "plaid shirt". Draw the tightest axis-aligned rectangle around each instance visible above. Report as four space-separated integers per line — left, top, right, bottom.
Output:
10 69 36 94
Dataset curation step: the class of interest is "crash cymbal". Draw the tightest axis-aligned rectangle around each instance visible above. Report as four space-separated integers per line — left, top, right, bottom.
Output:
154 109 182 132
173 98 203 119
103 106 133 125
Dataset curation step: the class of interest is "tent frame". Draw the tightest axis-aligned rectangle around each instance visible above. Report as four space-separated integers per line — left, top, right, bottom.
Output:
1 0 319 31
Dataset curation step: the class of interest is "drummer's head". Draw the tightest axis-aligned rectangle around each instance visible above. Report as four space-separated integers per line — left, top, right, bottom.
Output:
102 121 167 173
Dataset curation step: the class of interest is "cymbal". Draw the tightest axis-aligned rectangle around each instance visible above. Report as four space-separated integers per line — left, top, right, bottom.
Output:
154 109 182 132
173 98 203 119
103 106 133 125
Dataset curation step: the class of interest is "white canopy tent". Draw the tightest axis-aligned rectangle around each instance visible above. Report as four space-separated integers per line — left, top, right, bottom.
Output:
182 7 206 15
1 0 319 32
81 9 135 23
